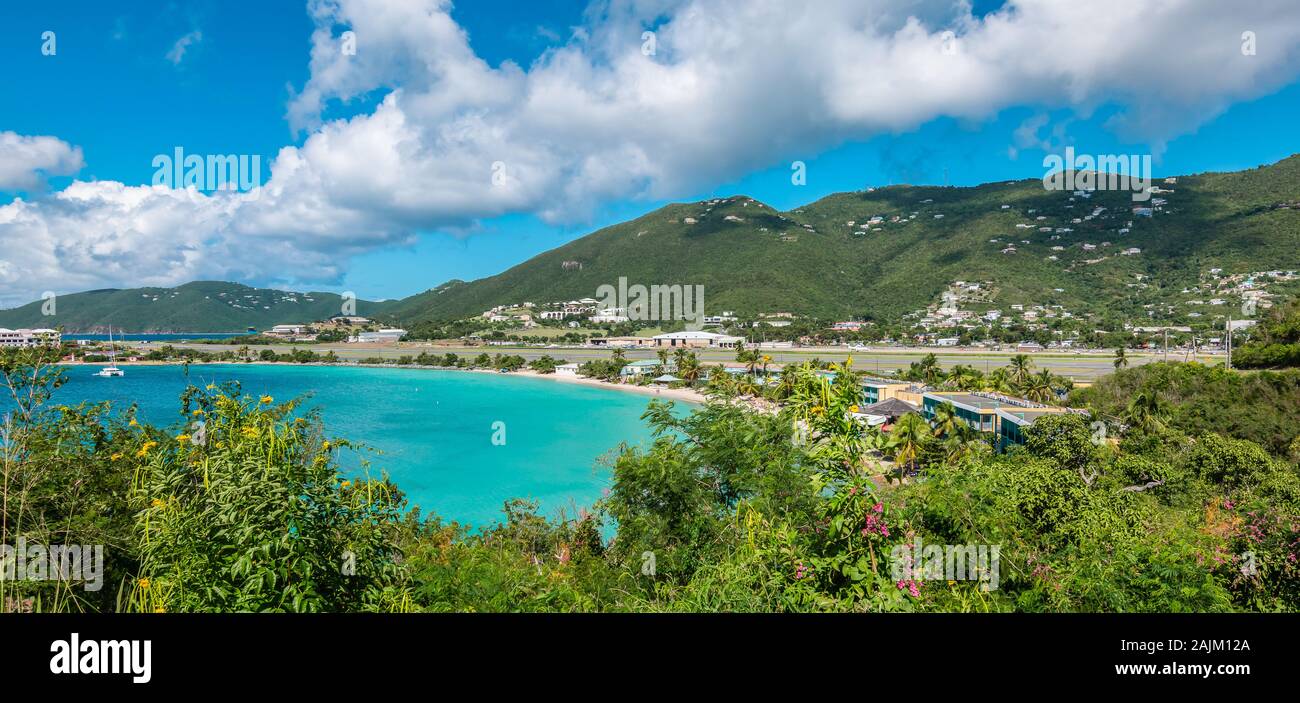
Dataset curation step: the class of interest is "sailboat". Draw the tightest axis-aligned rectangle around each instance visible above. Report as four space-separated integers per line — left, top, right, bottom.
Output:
94 326 125 377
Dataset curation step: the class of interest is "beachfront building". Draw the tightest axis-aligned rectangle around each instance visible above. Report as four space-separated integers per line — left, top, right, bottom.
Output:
850 397 919 430
651 331 744 348
555 363 580 376
923 391 1078 451
0 328 61 348
994 407 1078 452
861 378 918 405
922 392 1010 433
621 359 673 378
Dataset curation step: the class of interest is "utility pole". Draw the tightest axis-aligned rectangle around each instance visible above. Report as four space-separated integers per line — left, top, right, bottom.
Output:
1226 318 1233 370
1162 329 1168 362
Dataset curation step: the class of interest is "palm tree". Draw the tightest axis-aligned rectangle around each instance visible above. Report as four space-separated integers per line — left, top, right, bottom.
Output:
931 401 963 439
656 347 669 372
1009 354 1034 387
985 366 1014 394
612 347 627 364
678 352 703 385
1025 369 1057 403
918 353 941 385
1114 347 1129 369
944 364 983 391
889 412 930 483
773 365 799 400
735 374 761 397
1125 389 1167 434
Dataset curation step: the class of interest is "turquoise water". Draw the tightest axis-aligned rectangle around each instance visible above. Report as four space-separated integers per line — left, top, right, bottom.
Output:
19 364 674 528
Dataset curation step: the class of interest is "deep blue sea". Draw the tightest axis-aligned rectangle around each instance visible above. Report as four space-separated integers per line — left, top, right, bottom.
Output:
14 364 675 528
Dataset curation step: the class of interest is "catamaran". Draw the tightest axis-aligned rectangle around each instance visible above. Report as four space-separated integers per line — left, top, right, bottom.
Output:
94 326 125 377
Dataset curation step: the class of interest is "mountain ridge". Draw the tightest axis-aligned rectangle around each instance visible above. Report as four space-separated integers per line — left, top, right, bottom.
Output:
4 155 1300 333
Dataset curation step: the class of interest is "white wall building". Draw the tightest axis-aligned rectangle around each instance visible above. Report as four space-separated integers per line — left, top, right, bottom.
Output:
354 328 407 343
0 328 61 348
652 331 744 348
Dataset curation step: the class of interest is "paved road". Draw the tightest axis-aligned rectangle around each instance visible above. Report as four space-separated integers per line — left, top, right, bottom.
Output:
150 341 1223 380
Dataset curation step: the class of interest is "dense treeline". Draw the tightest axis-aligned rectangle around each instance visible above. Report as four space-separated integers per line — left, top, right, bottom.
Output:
1 348 1295 613
1071 362 1300 458
1234 298 1300 369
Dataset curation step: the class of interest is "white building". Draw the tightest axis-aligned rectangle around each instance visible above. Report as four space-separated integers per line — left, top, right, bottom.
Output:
267 324 308 336
354 328 407 343
0 328 61 348
651 331 744 348
555 363 580 376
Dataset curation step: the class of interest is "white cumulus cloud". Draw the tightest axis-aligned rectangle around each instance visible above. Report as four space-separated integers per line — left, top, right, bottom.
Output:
4 0 1300 305
0 132 84 192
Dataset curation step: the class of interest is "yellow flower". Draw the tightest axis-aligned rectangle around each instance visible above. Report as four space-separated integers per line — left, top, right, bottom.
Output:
192 409 204 416
849 405 859 413
151 498 165 509
110 453 123 461
129 418 139 427
175 434 191 443
153 606 166 613
259 395 273 404
322 440 331 451
341 480 351 489
241 426 258 439
135 440 158 458
138 578 151 590
205 384 216 390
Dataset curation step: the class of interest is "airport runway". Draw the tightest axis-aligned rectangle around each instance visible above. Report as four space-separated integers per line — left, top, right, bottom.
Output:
152 341 1223 380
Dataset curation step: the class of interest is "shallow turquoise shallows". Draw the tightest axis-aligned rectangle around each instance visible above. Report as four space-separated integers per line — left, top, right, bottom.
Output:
31 364 672 528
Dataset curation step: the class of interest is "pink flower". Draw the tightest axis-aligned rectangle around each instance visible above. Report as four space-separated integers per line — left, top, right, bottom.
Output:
895 579 921 598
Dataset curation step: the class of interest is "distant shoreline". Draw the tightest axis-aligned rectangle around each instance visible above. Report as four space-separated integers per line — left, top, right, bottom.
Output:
62 359 708 405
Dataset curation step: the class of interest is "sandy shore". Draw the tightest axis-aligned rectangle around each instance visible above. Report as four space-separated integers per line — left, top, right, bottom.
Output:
501 368 705 404
66 358 708 405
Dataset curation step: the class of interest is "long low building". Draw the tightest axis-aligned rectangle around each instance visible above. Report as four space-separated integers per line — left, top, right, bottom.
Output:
922 391 1083 451
651 331 744 348
0 328 61 348
353 328 407 343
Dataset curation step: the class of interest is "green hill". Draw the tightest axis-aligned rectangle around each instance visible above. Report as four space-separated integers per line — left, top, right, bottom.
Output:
6 156 1300 334
386 155 1300 328
0 281 396 333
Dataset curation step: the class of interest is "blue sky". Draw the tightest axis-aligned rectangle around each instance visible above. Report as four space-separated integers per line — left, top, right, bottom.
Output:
3 0 1300 305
